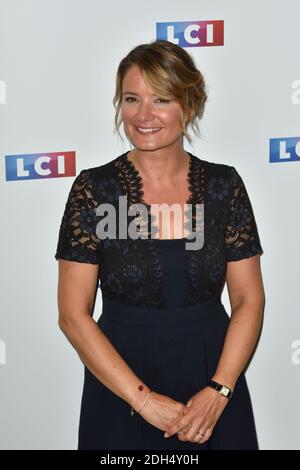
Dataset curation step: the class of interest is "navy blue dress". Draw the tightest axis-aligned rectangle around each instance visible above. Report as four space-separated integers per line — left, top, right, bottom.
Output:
55 150 264 450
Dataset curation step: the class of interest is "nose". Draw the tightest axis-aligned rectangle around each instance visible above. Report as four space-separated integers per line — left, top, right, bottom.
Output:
135 100 155 121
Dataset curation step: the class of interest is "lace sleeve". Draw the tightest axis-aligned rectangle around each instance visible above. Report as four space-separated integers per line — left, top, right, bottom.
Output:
224 166 264 262
54 170 102 264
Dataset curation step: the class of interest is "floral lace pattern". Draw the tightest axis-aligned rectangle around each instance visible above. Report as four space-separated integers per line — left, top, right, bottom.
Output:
224 166 263 261
54 170 102 264
114 151 198 239
55 151 263 308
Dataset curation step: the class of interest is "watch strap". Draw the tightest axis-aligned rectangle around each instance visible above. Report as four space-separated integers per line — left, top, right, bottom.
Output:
208 379 233 399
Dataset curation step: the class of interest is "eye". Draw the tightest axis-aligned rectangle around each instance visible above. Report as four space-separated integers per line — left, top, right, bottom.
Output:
156 98 170 103
124 97 136 102
124 97 170 103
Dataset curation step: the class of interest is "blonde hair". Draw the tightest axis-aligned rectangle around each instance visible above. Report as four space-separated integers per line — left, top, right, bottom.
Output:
113 39 208 145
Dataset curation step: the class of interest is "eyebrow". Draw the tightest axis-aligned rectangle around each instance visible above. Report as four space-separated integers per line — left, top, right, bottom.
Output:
122 91 157 97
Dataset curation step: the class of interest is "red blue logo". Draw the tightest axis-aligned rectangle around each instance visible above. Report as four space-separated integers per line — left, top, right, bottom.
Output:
156 20 224 47
269 137 300 162
5 151 76 181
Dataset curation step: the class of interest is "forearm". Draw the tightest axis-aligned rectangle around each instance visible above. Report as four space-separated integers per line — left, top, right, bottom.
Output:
211 301 264 390
59 314 149 411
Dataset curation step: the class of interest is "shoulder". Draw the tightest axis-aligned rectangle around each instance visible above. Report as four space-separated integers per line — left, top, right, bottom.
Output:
73 154 125 202
80 156 118 180
191 154 248 204
194 154 237 183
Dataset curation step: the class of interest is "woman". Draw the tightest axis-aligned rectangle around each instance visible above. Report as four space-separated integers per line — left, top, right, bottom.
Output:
55 39 265 450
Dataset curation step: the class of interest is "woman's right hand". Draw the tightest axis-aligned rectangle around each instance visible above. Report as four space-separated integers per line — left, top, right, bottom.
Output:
138 391 190 431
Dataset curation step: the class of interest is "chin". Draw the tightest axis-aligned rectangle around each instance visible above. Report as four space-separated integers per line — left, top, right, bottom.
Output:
132 143 169 152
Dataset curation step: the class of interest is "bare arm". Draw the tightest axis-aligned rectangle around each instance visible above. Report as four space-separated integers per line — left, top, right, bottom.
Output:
163 253 265 441
211 253 265 390
57 259 151 411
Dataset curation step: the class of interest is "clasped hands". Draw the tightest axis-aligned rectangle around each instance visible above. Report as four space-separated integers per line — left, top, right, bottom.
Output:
140 386 229 444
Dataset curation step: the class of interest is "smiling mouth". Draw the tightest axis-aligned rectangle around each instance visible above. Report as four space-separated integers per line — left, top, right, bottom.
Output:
134 127 163 135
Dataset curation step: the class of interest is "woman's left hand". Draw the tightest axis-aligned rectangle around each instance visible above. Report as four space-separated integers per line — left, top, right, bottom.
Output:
163 386 230 444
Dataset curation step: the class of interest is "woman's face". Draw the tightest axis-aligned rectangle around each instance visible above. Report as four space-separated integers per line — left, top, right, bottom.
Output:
121 65 184 151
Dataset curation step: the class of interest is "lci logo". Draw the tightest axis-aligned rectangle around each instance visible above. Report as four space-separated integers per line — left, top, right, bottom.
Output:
156 20 224 47
5 151 76 181
269 137 300 163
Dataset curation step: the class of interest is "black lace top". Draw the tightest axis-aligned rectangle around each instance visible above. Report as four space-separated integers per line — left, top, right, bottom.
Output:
54 151 264 308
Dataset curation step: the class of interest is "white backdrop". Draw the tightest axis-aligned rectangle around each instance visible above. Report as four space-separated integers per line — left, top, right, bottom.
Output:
0 0 299 450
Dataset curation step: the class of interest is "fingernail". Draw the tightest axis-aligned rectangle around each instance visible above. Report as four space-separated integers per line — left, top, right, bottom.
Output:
164 433 169 438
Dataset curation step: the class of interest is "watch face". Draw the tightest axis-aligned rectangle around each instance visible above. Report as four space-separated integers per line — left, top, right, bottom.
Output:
220 386 230 396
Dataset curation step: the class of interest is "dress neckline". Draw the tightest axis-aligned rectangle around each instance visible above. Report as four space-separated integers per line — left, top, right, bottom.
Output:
124 149 194 207
114 150 202 241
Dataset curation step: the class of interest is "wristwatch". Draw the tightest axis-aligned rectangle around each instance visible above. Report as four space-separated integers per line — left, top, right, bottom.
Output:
208 380 233 399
